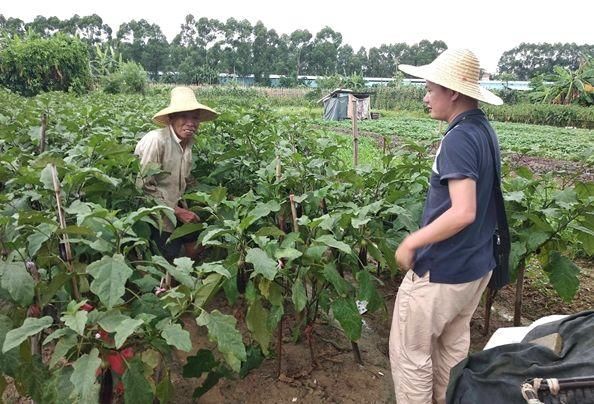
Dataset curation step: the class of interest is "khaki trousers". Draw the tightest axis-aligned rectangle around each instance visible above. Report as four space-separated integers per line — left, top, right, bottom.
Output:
389 270 491 404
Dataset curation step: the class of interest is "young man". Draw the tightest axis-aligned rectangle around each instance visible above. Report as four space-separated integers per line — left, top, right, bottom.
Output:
389 49 504 404
135 86 218 262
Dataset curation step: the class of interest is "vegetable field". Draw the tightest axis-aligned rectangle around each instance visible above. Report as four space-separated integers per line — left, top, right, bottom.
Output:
0 88 592 403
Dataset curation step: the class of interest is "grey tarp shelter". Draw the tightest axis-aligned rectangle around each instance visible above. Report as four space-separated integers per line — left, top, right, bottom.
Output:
319 89 371 120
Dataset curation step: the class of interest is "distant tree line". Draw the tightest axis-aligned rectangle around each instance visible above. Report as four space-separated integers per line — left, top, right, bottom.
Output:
1 14 592 84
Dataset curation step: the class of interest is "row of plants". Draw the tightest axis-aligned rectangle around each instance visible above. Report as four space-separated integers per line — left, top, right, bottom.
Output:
316 114 594 162
0 89 592 402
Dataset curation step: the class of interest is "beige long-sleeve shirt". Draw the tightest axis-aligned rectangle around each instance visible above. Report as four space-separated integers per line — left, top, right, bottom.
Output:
134 126 193 232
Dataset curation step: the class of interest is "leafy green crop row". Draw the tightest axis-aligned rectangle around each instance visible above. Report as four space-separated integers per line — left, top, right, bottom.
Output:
315 115 594 161
0 89 592 402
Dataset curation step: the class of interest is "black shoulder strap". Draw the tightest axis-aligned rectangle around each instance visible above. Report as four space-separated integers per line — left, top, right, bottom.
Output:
469 117 511 288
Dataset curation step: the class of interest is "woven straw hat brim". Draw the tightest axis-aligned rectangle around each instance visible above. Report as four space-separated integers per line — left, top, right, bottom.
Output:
153 105 218 126
152 87 219 126
398 52 503 106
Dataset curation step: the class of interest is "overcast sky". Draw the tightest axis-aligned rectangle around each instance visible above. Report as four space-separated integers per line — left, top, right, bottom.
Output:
3 0 593 73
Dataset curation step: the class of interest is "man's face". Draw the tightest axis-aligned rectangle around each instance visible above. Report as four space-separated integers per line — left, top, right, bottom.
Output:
423 81 453 121
170 110 201 144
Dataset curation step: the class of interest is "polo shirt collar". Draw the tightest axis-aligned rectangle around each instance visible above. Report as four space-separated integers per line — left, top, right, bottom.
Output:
446 109 485 134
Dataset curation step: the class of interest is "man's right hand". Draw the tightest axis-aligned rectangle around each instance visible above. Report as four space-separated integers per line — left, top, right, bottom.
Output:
174 206 200 224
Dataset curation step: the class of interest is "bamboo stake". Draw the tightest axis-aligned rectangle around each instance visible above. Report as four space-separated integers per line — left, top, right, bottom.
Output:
289 194 299 233
351 98 359 167
39 113 47 154
50 164 81 301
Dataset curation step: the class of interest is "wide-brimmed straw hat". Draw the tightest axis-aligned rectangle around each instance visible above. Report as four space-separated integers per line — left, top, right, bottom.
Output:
398 49 503 105
152 87 219 126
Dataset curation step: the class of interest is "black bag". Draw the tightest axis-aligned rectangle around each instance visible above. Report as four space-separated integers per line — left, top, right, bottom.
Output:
474 118 511 290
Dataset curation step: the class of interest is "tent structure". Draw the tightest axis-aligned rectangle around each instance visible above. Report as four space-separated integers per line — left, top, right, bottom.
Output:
319 89 371 120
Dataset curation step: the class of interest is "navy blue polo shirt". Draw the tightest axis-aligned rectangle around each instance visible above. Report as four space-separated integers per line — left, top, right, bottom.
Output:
413 109 500 284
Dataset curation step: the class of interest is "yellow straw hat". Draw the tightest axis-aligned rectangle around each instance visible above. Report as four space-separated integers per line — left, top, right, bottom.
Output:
398 49 503 106
152 86 219 126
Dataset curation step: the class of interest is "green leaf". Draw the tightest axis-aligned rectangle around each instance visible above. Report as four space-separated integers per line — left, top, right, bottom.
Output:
196 310 246 372
156 369 174 403
169 222 203 241
183 349 218 378
43 367 74 404
15 356 49 402
291 280 307 313
315 234 352 255
332 298 362 341
97 310 130 332
0 315 19 376
255 226 286 238
0 261 35 306
40 272 71 306
240 201 281 230
197 261 231 278
274 247 302 261
544 252 580 302
572 224 594 255
245 248 278 281
239 345 265 378
246 299 271 355
323 263 351 297
123 357 154 404
356 270 383 313
2 316 53 353
384 205 418 232
50 333 77 368
39 164 55 190
86 254 133 309
351 217 371 229
61 310 88 336
114 318 143 349
166 257 196 288
161 323 192 352
195 273 224 307
69 348 100 403
27 222 58 256
525 230 549 252
43 328 73 345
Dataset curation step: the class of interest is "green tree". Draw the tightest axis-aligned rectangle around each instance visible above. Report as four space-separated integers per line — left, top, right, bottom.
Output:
497 43 594 80
0 15 26 37
0 33 92 95
308 26 342 75
287 29 312 78
116 19 169 79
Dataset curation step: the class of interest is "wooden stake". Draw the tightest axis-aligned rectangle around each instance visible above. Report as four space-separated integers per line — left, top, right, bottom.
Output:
351 98 359 167
276 315 283 378
514 260 526 326
39 113 47 154
351 341 363 365
484 288 497 336
289 194 299 233
50 164 81 301
275 155 282 182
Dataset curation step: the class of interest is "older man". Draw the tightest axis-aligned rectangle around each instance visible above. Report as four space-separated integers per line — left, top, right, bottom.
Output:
135 86 218 262
389 49 505 404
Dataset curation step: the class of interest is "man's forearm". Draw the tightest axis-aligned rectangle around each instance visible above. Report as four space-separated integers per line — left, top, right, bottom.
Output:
403 206 475 250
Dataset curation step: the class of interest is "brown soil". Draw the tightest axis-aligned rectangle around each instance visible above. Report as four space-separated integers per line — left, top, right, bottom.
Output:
166 260 593 403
